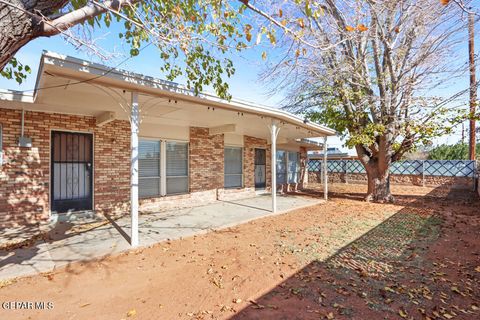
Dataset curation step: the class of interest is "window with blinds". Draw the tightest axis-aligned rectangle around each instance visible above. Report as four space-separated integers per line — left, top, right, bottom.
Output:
166 141 189 194
276 151 300 184
139 139 189 197
288 152 300 183
224 147 243 188
139 140 161 197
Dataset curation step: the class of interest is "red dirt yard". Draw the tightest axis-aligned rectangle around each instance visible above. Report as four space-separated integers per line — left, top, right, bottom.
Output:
0 183 479 320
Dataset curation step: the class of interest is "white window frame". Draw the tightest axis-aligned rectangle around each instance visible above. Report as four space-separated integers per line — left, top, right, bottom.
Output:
224 146 243 189
139 138 162 198
139 137 189 198
165 140 189 195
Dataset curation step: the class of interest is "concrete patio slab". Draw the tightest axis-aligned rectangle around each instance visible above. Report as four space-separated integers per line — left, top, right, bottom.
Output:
0 194 322 281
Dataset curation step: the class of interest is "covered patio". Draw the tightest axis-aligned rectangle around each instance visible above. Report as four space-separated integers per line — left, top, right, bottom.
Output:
0 193 323 281
1 51 335 247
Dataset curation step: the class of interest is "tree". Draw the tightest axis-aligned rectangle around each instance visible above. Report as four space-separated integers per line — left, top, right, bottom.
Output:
428 142 480 160
242 0 475 201
0 0 247 98
1 1 476 202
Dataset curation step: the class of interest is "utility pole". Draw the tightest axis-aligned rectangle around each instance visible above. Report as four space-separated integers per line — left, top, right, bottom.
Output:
468 11 477 160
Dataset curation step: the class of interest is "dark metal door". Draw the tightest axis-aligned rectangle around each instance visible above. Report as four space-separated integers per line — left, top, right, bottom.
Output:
254 148 266 189
51 131 93 212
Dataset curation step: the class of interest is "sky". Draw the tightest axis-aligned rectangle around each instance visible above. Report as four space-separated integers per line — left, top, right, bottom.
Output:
1 5 479 155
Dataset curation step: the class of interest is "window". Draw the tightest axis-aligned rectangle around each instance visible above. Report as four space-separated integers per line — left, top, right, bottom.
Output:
166 141 189 195
288 152 300 183
138 139 189 197
276 150 287 184
224 147 243 188
276 151 301 184
139 140 161 197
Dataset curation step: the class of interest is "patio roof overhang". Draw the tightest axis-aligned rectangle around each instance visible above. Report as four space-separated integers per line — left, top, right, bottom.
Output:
0 51 333 247
0 51 336 142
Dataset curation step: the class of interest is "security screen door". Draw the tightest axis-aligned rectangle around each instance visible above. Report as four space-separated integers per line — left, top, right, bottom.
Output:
254 148 266 189
51 131 93 212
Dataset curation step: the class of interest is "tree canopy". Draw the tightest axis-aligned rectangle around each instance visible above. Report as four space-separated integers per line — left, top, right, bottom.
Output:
240 0 477 200
0 0 252 98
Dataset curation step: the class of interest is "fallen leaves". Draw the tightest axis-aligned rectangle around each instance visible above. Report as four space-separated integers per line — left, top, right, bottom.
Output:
126 309 136 317
211 276 224 289
2 185 479 320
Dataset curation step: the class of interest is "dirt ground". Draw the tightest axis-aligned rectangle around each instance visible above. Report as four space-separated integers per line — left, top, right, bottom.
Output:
0 183 479 320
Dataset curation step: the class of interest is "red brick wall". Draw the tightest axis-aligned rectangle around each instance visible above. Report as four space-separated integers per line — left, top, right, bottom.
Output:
1 107 309 226
189 127 224 192
0 108 130 226
93 120 130 215
243 136 271 189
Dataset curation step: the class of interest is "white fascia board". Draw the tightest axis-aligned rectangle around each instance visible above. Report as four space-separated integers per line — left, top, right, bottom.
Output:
0 90 34 103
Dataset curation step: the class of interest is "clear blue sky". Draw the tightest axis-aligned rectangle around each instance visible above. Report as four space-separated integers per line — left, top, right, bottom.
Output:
1 11 479 154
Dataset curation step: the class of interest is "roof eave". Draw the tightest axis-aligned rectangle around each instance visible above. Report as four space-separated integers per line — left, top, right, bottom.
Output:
39 51 337 136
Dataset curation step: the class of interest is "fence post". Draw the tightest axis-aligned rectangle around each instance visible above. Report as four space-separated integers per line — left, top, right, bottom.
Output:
422 160 426 187
345 160 349 184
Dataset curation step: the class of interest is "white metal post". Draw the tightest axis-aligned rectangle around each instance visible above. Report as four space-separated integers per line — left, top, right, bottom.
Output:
323 136 328 201
269 120 280 213
160 140 167 196
130 92 140 247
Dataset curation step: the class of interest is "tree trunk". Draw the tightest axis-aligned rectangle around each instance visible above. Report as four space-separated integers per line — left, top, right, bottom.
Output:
0 1 70 70
364 164 393 203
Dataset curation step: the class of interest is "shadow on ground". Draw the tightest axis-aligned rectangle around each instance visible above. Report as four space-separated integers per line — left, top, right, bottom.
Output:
231 185 480 320
0 214 121 279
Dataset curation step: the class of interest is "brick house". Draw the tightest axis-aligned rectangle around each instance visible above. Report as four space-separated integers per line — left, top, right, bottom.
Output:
0 52 334 245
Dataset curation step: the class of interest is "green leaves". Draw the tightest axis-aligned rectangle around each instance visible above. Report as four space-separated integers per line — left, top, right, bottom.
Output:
2 0 246 100
428 143 480 160
0 58 32 85
116 0 244 99
346 123 386 148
